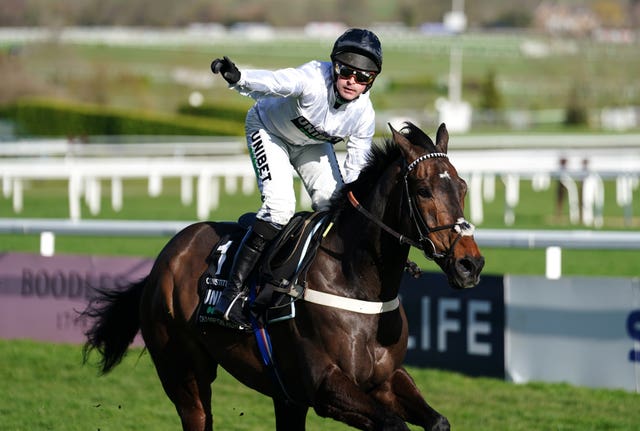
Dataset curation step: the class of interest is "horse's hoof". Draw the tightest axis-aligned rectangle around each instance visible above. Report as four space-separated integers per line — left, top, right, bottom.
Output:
431 416 450 431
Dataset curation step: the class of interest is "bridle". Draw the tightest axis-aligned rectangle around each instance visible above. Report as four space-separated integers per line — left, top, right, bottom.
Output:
347 151 475 260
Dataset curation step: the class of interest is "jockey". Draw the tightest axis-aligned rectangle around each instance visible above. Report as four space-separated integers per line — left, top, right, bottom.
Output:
210 28 383 328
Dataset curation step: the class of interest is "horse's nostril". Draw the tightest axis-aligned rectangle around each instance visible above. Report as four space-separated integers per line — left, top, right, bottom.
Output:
457 256 484 275
457 258 474 274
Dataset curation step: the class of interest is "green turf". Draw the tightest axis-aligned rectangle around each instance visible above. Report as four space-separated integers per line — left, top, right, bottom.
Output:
1 339 638 431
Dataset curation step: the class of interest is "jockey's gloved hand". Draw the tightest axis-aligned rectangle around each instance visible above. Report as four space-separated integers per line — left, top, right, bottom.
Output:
211 56 240 84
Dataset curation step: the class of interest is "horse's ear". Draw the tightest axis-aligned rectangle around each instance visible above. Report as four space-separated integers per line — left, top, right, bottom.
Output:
435 123 449 154
388 123 422 161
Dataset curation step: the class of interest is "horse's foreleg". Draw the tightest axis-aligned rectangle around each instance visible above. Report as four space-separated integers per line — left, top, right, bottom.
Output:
370 367 449 431
314 365 409 431
273 397 308 431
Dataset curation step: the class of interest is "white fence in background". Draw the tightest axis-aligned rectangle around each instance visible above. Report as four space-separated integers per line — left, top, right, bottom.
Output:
0 156 267 221
4 133 640 157
2 146 638 225
2 218 639 250
1 218 639 279
0 138 246 157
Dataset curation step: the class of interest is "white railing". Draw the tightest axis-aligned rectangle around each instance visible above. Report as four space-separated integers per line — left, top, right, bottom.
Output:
1 218 638 279
0 156 262 221
2 149 639 219
1 135 639 225
0 138 246 157
2 217 639 249
0 218 190 237
3 133 640 157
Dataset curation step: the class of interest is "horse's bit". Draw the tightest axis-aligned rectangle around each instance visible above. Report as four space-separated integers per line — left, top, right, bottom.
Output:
348 152 475 260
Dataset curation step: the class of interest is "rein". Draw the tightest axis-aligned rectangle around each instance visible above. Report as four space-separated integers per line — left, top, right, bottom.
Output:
347 151 475 260
347 191 421 248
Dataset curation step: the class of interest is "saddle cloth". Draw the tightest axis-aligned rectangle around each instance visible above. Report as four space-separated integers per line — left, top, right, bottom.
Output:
196 211 330 329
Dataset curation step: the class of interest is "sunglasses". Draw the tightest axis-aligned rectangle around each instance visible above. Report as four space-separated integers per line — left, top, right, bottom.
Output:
334 63 376 85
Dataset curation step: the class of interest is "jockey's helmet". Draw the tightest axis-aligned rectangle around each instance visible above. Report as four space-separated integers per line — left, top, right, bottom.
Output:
330 28 382 74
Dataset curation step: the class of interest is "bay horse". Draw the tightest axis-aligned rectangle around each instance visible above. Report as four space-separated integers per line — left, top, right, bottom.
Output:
82 122 484 431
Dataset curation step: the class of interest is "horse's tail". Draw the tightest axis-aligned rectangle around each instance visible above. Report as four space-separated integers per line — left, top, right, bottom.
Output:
82 276 147 374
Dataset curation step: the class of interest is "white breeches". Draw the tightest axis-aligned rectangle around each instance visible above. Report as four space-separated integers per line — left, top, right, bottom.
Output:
245 109 344 226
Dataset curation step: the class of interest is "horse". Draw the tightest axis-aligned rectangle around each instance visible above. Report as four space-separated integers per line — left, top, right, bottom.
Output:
82 122 484 431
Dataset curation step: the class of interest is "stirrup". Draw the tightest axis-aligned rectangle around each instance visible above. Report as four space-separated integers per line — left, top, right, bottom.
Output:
222 293 244 320
223 294 252 329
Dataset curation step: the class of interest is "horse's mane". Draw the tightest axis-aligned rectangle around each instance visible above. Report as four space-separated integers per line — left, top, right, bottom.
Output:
329 141 399 213
329 122 436 213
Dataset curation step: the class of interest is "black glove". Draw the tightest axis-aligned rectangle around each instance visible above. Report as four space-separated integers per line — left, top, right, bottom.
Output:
210 56 240 84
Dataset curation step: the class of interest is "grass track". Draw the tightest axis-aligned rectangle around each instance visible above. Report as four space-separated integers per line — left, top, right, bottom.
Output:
1 339 638 431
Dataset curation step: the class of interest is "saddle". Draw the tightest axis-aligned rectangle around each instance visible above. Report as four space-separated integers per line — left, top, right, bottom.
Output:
196 211 331 330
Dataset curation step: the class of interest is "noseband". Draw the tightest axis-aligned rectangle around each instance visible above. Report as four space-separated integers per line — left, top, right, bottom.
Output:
347 152 475 260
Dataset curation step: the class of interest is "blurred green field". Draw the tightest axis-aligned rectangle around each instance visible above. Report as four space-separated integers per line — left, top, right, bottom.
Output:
5 31 640 127
0 175 638 277
1 339 638 431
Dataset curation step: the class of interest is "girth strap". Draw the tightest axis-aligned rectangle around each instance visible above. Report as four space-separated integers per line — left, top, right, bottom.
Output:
303 288 400 314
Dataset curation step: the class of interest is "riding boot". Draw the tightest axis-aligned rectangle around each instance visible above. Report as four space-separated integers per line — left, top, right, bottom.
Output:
214 219 281 327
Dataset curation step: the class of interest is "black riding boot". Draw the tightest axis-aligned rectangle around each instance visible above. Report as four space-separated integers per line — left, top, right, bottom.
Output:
214 219 281 328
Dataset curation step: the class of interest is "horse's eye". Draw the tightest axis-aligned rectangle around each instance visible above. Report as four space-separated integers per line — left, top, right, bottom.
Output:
416 187 432 198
